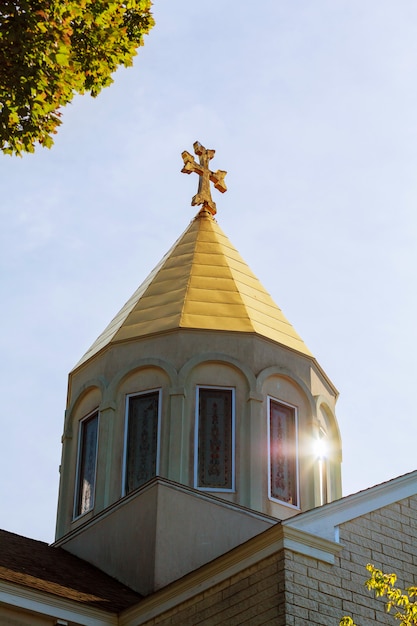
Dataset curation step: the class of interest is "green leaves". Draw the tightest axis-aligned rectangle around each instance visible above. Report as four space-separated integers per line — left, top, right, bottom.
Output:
0 0 154 156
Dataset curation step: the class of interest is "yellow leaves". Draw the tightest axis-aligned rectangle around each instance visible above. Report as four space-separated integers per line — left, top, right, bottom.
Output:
341 565 417 626
36 21 47 33
54 52 70 66
8 110 19 125
39 134 54 148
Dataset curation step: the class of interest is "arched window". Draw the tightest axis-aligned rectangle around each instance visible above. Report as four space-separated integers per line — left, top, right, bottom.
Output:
74 410 99 518
195 386 235 491
123 389 161 495
268 398 299 507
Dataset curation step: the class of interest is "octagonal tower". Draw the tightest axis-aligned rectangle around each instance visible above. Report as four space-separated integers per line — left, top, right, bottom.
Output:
54 144 342 595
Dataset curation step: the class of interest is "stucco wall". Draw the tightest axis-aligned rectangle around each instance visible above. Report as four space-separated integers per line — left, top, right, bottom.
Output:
57 329 341 542
59 478 274 596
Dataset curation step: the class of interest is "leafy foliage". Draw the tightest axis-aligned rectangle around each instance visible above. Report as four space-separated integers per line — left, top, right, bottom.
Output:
0 0 154 155
340 564 417 626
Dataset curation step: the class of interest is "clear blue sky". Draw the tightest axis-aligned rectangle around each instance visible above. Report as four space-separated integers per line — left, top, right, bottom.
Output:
1 1 416 542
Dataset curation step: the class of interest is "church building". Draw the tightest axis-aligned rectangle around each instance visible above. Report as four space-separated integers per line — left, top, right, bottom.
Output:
1 143 416 626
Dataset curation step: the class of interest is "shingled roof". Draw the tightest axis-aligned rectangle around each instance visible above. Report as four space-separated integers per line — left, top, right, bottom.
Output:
0 529 142 613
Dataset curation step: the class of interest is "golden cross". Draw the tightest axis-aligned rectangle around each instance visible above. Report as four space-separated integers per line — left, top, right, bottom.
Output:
181 141 227 216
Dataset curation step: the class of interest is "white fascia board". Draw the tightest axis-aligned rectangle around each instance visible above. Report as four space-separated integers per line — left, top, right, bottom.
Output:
280 526 342 564
284 470 417 541
0 581 117 626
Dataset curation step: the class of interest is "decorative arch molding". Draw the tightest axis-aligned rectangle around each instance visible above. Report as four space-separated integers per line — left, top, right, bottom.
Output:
256 366 316 416
65 376 108 436
178 352 257 395
315 395 342 455
103 357 178 405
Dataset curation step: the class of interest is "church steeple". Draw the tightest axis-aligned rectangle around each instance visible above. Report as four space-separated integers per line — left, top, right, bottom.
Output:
74 205 313 370
55 143 342 596
74 141 312 370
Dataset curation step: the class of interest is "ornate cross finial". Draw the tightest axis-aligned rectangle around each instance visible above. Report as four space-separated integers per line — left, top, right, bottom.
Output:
181 141 227 216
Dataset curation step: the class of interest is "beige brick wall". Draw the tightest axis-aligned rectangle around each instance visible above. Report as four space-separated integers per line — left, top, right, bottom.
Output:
142 553 286 625
285 495 417 625
140 495 417 625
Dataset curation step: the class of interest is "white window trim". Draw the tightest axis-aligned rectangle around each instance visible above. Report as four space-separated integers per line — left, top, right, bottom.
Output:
122 388 162 497
194 385 236 493
73 409 99 520
267 396 300 509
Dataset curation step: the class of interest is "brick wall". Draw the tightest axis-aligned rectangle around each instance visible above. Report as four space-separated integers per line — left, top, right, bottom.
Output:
142 552 285 626
284 495 417 625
